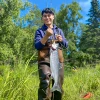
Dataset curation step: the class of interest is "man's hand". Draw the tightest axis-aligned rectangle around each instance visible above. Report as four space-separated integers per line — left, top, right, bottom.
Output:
56 35 63 42
40 28 53 45
45 28 53 37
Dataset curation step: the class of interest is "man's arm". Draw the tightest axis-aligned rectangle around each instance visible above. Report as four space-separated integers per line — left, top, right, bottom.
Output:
40 28 53 45
34 30 45 50
35 28 53 50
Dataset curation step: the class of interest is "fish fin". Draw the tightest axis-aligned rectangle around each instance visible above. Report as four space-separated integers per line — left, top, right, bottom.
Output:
51 84 62 93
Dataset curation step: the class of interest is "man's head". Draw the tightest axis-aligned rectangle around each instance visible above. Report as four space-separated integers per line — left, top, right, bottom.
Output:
41 8 54 16
41 8 54 25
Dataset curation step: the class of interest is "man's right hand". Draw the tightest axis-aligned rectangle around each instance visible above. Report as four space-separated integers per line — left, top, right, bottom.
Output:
45 28 53 37
40 28 53 45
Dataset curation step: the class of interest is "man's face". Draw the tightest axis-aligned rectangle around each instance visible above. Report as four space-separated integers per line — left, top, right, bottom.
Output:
42 13 54 25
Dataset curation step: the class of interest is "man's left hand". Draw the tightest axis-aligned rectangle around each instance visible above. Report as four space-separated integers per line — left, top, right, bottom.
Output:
56 35 63 42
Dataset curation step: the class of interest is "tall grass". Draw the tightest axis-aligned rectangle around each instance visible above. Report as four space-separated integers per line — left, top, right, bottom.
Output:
0 64 100 100
63 64 100 100
0 64 39 100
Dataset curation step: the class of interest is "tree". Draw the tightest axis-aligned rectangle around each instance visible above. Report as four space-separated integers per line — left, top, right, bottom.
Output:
0 0 38 65
79 0 100 65
87 0 100 29
56 2 83 67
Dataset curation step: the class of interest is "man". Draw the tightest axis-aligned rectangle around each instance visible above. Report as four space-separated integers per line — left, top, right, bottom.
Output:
34 8 68 100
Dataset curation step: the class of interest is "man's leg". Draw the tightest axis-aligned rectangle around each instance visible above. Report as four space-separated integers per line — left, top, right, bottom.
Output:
38 63 51 100
59 63 64 94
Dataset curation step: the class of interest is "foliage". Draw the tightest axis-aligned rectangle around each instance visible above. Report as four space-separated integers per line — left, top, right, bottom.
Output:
56 2 84 67
0 64 100 99
79 0 100 65
0 0 99 67
0 0 39 65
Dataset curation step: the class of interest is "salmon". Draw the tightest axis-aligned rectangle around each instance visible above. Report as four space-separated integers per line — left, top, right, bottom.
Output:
50 42 62 93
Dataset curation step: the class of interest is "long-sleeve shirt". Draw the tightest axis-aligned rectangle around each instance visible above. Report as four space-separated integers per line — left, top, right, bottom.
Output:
34 24 68 50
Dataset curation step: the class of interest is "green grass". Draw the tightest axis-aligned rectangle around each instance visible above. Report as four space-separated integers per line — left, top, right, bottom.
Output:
0 64 100 100
63 65 100 100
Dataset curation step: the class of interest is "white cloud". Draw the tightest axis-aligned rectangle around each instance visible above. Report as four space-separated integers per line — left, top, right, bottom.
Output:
78 0 91 23
79 0 91 14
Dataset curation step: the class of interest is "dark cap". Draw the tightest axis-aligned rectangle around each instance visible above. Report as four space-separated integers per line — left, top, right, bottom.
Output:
41 8 54 16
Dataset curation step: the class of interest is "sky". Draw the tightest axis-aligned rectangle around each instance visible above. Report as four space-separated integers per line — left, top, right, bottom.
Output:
23 0 100 23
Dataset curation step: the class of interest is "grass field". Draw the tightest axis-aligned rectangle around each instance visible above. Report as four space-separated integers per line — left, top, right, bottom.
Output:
0 64 100 100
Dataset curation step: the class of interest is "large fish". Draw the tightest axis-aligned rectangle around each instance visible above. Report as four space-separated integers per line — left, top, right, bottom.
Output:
50 42 62 93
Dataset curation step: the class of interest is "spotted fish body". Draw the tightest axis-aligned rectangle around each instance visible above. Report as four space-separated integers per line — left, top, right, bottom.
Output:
50 42 61 93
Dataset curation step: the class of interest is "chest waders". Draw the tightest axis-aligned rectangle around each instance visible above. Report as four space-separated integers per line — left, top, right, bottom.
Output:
37 29 64 100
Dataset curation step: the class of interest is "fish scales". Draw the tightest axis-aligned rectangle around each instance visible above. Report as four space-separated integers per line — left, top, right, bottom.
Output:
50 43 61 93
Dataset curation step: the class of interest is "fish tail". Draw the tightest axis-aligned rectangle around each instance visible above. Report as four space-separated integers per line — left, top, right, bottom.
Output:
51 84 62 93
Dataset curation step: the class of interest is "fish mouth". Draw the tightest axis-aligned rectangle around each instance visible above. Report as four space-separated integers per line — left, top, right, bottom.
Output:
51 47 56 50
